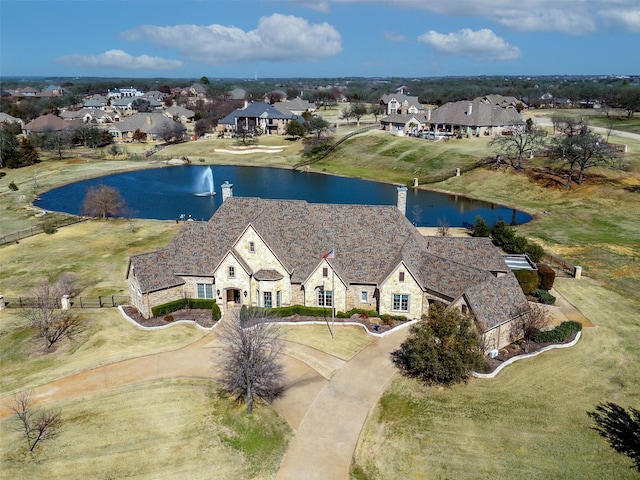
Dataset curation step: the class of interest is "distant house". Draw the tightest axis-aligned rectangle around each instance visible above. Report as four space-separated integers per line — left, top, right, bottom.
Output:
274 97 316 116
83 99 106 110
127 194 530 351
379 93 423 115
0 112 24 129
228 88 248 100
475 94 527 110
23 114 73 135
218 101 305 135
108 86 145 98
380 113 429 135
60 108 116 124
108 113 186 142
426 99 525 136
165 105 195 123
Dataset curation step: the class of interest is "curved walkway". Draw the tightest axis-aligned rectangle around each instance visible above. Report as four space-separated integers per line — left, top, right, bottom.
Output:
0 315 408 480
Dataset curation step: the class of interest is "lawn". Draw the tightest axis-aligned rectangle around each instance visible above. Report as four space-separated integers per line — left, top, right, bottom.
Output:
1 120 639 478
352 278 640 479
0 378 291 480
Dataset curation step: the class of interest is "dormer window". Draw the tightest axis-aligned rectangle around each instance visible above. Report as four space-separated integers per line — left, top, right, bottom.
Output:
399 271 405 282
323 267 328 278
228 266 235 279
249 241 255 253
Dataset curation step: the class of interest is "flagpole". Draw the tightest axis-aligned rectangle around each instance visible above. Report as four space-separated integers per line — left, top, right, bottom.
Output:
331 255 335 337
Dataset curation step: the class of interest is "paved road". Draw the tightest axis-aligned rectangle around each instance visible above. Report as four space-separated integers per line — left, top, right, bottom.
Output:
532 116 640 142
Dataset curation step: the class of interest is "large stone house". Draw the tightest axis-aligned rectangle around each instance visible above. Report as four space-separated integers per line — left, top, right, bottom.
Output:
426 98 525 136
108 113 186 142
379 93 424 115
217 101 305 136
127 190 529 350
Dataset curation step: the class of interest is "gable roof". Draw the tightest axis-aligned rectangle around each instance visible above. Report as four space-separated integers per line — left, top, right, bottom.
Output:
463 273 530 331
23 114 70 132
424 236 509 274
429 100 525 128
129 198 495 302
379 93 422 110
113 113 186 135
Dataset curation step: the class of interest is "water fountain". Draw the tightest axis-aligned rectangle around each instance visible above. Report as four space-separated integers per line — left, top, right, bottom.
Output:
194 166 216 196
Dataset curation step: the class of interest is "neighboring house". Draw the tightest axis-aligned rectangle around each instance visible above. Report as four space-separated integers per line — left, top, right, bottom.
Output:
60 108 116 124
380 113 429 135
111 97 136 111
426 99 525 136
23 114 73 135
83 99 106 110
218 101 305 135
108 113 186 142
228 88 248 100
165 105 195 122
475 94 527 110
127 194 530 350
108 86 144 98
274 97 316 115
144 90 168 102
0 112 24 128
42 85 66 96
379 93 423 115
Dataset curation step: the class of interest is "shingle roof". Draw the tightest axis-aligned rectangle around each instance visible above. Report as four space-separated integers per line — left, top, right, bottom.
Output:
24 114 71 132
379 93 422 110
130 198 503 305
463 273 530 330
429 100 525 128
424 237 509 274
114 113 186 135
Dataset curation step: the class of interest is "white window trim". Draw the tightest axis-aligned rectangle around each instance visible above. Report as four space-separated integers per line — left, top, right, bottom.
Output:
392 294 409 312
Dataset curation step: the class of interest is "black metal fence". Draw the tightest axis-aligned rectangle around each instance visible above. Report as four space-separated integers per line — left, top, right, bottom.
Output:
2 295 129 309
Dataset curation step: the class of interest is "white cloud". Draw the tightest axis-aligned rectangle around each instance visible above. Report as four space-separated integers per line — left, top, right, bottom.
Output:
336 0 639 35
120 14 342 65
383 31 406 42
295 0 331 13
418 28 521 61
599 8 640 32
56 49 182 70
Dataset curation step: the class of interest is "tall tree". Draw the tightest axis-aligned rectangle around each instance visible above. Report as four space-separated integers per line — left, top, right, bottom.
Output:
547 119 623 186
82 184 126 218
489 125 546 170
218 310 286 414
16 136 40 168
0 125 19 168
588 402 640 472
349 103 368 126
391 302 485 386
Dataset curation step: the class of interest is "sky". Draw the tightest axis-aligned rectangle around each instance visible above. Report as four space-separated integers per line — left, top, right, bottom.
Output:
1 0 639 79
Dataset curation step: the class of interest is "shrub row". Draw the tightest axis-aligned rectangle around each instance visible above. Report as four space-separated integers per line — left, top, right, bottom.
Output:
535 288 556 305
336 308 379 318
151 298 220 320
473 217 545 263
533 321 582 343
239 304 330 320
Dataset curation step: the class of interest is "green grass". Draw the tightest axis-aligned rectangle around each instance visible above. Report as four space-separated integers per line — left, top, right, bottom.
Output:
284 324 373 361
2 121 640 478
352 279 640 479
0 378 291 480
0 309 206 395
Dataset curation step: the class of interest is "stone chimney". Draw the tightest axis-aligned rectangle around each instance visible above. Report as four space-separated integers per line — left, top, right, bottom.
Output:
467 102 472 115
397 186 408 216
221 181 233 202
146 115 152 125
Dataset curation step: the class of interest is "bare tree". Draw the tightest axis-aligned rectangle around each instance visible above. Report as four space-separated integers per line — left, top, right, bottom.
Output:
489 125 547 170
82 184 126 218
20 280 82 350
8 390 61 452
508 303 549 345
217 310 286 414
437 218 450 237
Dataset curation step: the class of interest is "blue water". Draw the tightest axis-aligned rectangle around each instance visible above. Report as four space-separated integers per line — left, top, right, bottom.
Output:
34 165 531 227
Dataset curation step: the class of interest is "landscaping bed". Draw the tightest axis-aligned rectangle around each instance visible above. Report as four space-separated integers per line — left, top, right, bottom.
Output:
483 331 580 373
122 306 215 328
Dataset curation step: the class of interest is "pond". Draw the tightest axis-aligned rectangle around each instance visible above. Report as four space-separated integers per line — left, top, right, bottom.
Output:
34 165 531 227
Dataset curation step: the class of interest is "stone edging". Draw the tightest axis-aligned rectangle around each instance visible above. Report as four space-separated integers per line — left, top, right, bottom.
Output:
117 306 217 331
471 331 582 379
117 306 417 336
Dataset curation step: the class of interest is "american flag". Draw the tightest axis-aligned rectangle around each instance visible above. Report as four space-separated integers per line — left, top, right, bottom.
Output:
322 249 334 259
